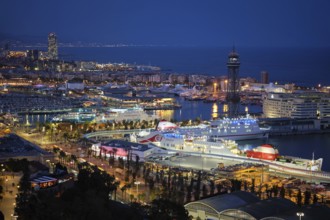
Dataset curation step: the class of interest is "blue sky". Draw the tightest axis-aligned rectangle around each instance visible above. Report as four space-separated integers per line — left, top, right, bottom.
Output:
1 0 330 47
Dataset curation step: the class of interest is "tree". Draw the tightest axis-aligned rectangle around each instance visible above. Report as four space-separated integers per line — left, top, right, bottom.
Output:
121 185 127 200
304 190 311 205
71 154 77 165
216 184 223 194
130 194 135 203
280 187 285 198
313 194 318 204
59 150 67 164
210 180 215 195
149 198 190 220
251 179 255 193
202 184 208 198
297 189 302 207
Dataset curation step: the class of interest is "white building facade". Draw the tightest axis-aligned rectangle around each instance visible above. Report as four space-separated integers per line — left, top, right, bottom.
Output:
263 92 330 119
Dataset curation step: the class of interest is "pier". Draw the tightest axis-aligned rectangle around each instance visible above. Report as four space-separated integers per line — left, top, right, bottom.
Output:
84 129 330 183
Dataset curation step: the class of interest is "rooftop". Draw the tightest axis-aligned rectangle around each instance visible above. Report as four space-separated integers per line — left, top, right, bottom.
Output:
102 139 150 152
0 134 51 158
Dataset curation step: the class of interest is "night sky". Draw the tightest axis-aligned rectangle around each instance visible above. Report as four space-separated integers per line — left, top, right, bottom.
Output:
1 0 330 47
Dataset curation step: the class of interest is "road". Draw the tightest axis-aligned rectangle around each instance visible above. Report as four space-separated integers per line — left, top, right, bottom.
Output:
15 129 148 203
0 173 21 220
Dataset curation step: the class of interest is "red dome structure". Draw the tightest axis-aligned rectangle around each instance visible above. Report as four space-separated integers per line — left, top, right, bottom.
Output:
246 144 279 160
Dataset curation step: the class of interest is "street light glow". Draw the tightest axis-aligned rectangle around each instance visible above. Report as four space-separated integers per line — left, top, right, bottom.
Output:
134 181 141 197
297 212 304 220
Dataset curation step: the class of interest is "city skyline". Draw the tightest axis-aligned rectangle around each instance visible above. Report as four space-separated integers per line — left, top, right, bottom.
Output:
1 0 330 47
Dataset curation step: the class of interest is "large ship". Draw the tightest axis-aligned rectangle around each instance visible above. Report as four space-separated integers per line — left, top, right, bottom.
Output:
244 144 323 172
246 144 279 161
52 110 96 122
95 106 158 122
131 129 239 156
207 116 270 141
133 126 323 172
142 116 270 142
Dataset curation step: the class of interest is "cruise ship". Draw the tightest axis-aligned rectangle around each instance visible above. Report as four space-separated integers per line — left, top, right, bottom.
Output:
134 130 323 172
207 116 270 141
244 144 323 171
148 116 270 142
52 111 96 122
131 129 239 156
95 106 158 122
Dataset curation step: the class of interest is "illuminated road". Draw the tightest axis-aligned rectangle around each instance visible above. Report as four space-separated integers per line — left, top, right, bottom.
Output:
0 174 21 220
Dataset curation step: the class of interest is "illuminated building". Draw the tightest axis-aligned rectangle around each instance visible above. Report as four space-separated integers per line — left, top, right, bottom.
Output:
263 92 330 119
26 49 39 61
66 78 84 90
48 33 58 60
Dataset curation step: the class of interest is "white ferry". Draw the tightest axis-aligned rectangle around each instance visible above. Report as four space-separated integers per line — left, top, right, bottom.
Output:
207 115 270 141
52 111 96 122
131 128 239 156
157 132 239 156
95 106 158 122
154 116 270 141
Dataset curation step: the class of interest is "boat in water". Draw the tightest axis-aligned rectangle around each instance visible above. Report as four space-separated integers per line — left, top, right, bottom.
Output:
244 144 323 171
132 124 322 172
130 128 239 157
139 115 270 142
95 106 158 122
52 109 96 122
208 116 270 141
246 144 279 160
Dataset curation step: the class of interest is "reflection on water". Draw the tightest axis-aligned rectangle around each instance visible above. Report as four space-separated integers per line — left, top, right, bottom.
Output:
21 98 262 124
223 104 228 114
150 98 262 121
153 110 174 121
211 103 218 119
21 114 53 125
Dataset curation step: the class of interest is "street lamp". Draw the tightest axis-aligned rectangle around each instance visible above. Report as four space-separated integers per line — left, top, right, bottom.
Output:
134 181 140 196
297 212 304 220
5 178 8 191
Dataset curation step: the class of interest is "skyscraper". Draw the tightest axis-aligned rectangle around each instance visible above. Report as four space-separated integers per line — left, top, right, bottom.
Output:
261 71 269 84
48 33 58 60
226 48 240 118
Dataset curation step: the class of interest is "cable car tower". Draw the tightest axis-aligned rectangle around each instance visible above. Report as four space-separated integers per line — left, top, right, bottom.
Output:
226 47 240 118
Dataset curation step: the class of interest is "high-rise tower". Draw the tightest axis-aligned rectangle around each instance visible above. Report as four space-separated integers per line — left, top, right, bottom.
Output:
48 33 58 60
260 71 269 84
226 48 240 118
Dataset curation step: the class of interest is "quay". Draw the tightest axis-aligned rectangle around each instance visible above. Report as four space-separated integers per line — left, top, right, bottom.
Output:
84 129 330 184
17 108 72 115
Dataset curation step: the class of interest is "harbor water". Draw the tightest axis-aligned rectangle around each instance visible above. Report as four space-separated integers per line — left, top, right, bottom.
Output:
22 98 330 172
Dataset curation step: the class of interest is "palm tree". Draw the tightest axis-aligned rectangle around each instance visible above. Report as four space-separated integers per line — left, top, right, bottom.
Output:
52 146 60 154
71 154 78 168
113 148 118 161
121 185 127 200
62 132 69 143
59 150 66 164
114 181 120 200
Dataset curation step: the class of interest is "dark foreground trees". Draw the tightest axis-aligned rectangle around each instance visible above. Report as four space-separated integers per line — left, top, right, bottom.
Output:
15 162 190 220
16 162 142 220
